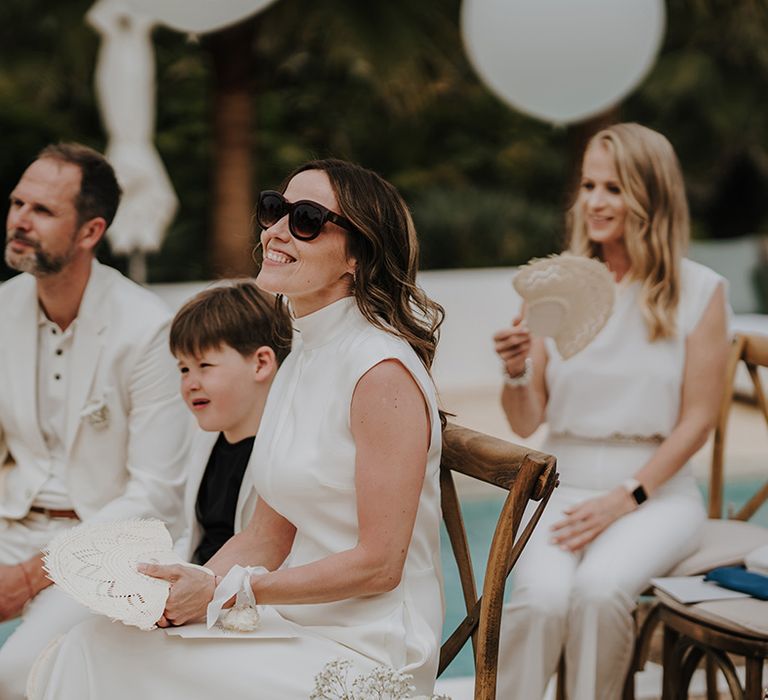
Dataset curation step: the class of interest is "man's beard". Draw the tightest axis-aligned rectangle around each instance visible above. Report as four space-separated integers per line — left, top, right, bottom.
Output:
5 231 75 276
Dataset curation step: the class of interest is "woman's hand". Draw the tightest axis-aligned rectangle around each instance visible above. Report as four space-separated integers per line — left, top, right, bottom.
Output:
550 488 637 552
137 563 216 627
493 315 531 378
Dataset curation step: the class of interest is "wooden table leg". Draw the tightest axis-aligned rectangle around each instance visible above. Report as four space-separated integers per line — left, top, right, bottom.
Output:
661 625 681 700
705 656 718 700
744 656 764 700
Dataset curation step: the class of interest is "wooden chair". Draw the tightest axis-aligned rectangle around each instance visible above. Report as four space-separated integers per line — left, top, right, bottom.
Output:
657 598 768 699
625 333 768 699
437 422 559 699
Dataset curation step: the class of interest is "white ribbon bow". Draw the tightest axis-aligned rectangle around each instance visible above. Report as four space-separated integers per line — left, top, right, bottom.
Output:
206 565 268 629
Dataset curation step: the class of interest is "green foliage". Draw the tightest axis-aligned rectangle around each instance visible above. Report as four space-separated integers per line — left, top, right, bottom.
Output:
1 0 767 281
624 0 768 239
413 186 563 269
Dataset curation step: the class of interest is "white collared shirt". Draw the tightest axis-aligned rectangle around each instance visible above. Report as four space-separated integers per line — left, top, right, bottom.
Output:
33 307 76 509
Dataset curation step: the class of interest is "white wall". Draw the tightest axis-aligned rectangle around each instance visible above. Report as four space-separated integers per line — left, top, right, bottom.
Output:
150 266 523 395
418 267 522 392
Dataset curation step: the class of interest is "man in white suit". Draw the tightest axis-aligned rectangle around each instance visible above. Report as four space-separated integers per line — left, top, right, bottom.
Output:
0 143 190 698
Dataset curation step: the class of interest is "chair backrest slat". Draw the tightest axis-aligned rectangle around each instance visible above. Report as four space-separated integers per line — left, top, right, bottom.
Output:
710 333 768 521
440 468 479 657
747 362 768 427
438 423 558 699
738 482 768 522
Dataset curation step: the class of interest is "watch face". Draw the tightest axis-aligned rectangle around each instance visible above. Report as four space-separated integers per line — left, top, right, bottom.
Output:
632 485 648 505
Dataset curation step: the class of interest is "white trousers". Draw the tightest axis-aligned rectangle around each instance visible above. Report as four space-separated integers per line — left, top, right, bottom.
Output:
496 437 706 700
0 514 91 700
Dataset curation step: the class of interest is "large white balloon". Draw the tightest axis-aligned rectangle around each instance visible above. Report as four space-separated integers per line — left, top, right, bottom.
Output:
461 0 665 125
124 0 277 34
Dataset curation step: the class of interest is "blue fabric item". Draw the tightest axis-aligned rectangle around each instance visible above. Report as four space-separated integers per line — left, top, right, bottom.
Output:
704 566 768 600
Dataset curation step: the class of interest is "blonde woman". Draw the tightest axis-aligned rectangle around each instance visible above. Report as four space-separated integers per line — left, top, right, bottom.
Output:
493 123 729 699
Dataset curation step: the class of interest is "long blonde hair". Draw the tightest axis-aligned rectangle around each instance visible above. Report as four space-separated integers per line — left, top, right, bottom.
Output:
568 123 689 341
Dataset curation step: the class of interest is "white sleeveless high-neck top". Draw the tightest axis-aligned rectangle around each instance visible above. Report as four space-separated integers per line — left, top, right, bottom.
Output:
247 296 444 692
544 258 726 440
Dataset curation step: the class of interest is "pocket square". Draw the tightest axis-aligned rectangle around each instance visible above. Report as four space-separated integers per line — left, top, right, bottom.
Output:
80 399 110 430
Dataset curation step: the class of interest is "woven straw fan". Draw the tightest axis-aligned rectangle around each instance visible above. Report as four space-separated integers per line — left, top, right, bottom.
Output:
513 254 615 359
44 519 209 631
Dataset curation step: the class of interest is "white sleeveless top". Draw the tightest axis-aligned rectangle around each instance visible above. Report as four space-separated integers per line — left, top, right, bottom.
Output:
248 296 444 689
544 259 726 440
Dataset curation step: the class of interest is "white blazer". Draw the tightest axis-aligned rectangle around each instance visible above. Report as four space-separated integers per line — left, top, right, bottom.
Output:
173 430 260 562
0 261 192 532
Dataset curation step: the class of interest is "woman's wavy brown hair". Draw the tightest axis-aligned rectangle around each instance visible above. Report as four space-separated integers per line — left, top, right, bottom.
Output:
567 123 689 341
280 158 444 371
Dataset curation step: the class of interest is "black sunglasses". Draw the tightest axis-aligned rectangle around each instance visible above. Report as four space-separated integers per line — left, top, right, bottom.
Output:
256 190 356 241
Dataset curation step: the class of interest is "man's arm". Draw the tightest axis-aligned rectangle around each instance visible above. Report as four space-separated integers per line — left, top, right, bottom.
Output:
0 556 45 620
87 321 191 528
0 416 37 619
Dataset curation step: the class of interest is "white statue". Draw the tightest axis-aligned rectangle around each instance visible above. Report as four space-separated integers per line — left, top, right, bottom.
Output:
87 0 178 278
87 0 278 280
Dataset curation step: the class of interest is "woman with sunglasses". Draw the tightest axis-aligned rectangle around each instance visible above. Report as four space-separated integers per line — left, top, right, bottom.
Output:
493 123 730 699
33 159 446 699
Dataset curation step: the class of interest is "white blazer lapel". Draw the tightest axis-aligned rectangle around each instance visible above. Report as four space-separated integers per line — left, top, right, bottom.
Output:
65 263 110 452
65 317 106 451
6 275 47 451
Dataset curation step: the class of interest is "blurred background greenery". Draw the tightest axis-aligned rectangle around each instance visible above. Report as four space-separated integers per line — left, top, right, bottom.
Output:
1 0 767 282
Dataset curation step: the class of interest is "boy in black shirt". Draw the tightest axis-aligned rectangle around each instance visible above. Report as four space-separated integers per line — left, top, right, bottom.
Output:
169 282 291 564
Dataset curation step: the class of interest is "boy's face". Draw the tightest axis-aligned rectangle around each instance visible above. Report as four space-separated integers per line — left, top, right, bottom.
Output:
176 344 265 442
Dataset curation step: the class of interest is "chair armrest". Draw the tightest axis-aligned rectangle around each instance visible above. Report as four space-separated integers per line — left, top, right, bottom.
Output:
442 423 557 500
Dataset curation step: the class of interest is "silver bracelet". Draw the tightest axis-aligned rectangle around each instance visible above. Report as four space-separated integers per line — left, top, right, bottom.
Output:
503 357 532 387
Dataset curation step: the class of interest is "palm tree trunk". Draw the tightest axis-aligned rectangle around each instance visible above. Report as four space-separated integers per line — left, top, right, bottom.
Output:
208 19 258 278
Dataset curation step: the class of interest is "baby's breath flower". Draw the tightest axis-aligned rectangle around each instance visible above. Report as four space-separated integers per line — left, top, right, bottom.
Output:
310 659 354 700
351 664 414 698
310 658 451 700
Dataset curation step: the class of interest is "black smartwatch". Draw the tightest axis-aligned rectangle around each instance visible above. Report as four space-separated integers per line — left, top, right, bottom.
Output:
622 478 648 505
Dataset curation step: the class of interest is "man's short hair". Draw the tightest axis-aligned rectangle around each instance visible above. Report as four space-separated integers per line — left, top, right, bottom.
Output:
170 281 292 364
37 143 122 228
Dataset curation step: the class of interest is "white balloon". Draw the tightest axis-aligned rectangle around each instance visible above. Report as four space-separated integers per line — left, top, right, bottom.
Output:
124 0 277 34
461 0 665 125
